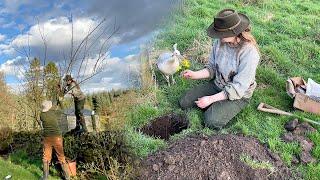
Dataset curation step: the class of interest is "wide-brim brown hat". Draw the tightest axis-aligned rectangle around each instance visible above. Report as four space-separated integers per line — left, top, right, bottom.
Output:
207 9 250 38
64 74 73 81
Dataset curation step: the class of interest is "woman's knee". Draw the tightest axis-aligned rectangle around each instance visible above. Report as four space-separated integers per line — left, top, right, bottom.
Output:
179 91 195 109
204 111 227 130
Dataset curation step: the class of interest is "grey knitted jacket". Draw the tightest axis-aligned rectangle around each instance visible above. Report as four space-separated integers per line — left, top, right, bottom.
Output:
205 39 260 100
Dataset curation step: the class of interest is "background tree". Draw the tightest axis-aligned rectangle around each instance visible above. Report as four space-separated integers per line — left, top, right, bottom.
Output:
0 72 17 129
24 58 43 128
10 17 119 130
44 61 60 105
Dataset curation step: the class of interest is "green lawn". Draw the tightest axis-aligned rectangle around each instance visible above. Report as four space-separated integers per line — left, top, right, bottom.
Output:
126 0 320 179
0 157 40 180
0 150 60 180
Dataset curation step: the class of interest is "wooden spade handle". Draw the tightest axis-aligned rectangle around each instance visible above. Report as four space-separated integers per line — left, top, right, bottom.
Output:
257 102 320 126
257 103 293 116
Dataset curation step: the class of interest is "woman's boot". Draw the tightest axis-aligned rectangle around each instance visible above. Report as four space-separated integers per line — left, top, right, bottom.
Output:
42 161 49 180
61 163 71 180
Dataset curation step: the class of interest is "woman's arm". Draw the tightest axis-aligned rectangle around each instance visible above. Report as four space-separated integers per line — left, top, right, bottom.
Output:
195 91 227 109
182 68 211 80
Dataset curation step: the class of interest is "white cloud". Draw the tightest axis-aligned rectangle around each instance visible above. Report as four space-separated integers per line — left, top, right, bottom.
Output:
0 0 179 94
0 44 14 55
105 57 121 65
82 82 124 94
3 51 142 93
0 34 6 42
0 0 31 14
0 16 142 93
0 56 26 79
0 11 154 93
101 77 113 83
10 17 96 49
2 21 16 28
124 54 136 61
0 16 121 62
80 54 141 93
1 0 177 44
0 16 125 85
77 54 120 77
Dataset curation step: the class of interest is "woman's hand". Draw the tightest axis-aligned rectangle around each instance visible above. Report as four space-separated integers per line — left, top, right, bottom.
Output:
195 96 214 109
181 70 196 79
181 68 211 80
195 92 228 109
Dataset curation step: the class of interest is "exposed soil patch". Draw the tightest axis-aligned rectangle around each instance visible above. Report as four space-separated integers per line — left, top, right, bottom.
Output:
138 134 294 180
140 113 189 140
282 119 317 164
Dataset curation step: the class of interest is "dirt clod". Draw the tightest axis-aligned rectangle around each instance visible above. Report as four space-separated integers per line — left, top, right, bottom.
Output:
217 171 231 180
291 156 300 165
285 119 299 131
164 155 176 165
300 151 316 164
152 164 159 171
281 132 294 142
266 148 281 163
168 165 176 171
292 122 316 136
200 140 206 146
138 134 293 180
300 139 313 152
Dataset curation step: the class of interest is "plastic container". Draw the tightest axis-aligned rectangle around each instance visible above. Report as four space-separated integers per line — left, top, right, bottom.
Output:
67 160 77 176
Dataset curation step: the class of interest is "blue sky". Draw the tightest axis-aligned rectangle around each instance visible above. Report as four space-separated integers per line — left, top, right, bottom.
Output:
0 0 177 92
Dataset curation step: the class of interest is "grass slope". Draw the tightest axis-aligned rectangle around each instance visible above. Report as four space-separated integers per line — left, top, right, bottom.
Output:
1 146 63 179
126 0 320 179
0 157 39 180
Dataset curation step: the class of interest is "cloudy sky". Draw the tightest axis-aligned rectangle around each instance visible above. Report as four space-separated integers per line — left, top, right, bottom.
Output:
0 0 179 93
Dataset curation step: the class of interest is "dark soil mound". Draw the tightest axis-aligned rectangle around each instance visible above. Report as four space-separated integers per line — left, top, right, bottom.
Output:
140 113 189 140
139 134 294 180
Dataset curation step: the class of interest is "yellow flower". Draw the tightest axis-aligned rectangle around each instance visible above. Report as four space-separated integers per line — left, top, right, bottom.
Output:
177 65 182 72
181 59 190 68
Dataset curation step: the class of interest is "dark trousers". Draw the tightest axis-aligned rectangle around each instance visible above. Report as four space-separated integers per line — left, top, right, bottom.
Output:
74 98 85 129
179 81 249 130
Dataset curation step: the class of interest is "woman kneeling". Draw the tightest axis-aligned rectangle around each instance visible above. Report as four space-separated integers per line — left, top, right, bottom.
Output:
180 9 260 130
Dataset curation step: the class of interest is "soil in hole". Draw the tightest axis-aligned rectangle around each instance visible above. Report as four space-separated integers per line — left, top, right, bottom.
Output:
140 113 189 140
138 134 296 180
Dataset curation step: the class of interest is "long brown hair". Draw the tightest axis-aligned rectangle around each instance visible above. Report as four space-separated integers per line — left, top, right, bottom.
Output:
66 76 81 89
71 79 81 89
238 26 259 52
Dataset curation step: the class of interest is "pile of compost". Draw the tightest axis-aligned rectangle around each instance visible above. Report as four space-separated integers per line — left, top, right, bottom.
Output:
139 134 294 180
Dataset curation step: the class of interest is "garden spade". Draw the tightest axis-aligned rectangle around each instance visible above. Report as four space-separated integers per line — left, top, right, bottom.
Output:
257 102 320 126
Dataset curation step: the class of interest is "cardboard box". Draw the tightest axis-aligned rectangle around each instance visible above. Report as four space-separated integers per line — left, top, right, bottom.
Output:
286 77 320 115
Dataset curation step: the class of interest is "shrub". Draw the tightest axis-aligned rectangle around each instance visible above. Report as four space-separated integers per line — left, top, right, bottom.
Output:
5 130 136 178
0 127 13 154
